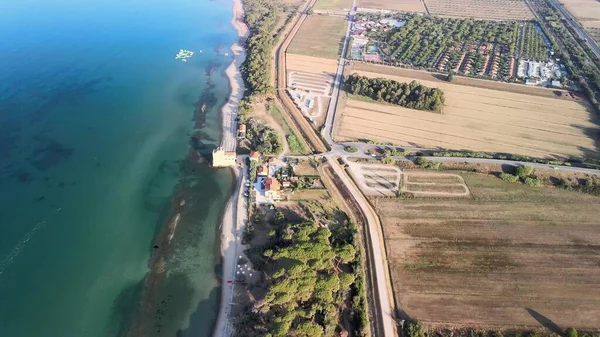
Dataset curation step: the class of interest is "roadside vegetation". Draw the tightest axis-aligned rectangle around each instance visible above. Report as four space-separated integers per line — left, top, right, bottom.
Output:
267 103 308 155
345 74 445 112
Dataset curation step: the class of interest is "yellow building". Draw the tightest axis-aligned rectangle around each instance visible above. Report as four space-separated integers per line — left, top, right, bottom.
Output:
212 147 236 167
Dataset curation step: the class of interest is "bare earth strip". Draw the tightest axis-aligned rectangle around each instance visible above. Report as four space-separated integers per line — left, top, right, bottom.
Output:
374 171 600 329
336 71 600 159
359 0 425 12
423 0 534 20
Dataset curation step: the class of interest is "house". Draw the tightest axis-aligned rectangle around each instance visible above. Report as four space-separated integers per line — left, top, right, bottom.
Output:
249 151 260 161
212 147 236 167
264 177 281 199
268 157 282 166
282 181 291 189
551 80 562 87
237 124 246 137
257 165 268 176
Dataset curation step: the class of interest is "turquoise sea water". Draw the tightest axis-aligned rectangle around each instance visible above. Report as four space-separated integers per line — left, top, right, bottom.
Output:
0 0 236 336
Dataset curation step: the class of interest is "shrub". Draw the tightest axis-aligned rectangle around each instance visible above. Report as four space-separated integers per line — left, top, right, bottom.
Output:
566 328 578 337
416 157 441 170
523 176 543 187
345 146 358 153
499 173 520 182
515 165 534 177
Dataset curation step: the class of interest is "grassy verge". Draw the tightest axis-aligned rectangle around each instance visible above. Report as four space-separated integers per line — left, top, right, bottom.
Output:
267 103 309 155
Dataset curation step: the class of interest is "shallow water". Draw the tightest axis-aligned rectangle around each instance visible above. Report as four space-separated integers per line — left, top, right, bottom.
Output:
0 0 235 335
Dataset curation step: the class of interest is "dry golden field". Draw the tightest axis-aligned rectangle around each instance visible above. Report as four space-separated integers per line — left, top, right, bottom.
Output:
561 0 600 28
374 171 600 329
423 0 534 20
336 70 600 159
287 15 348 59
287 54 339 75
314 0 353 10
359 0 425 12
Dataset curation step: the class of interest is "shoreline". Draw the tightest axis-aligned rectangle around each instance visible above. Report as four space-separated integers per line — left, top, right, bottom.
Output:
212 0 249 336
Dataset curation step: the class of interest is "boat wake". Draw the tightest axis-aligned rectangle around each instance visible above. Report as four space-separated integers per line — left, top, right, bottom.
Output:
0 207 62 276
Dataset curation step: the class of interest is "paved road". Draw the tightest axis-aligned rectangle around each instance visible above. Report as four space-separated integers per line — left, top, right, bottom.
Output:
328 158 398 337
322 3 355 146
318 3 400 337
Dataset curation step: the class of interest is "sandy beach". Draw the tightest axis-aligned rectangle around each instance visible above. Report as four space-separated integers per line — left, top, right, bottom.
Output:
212 0 249 336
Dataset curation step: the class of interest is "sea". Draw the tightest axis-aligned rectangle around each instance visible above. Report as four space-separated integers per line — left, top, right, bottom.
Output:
0 0 237 336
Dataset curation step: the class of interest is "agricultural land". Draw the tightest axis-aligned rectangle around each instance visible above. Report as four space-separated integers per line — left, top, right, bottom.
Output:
335 68 600 160
359 0 425 12
313 0 353 11
287 15 348 59
423 0 534 21
373 170 600 329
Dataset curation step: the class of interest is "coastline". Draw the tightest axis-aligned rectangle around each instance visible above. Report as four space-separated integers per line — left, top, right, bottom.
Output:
213 0 249 336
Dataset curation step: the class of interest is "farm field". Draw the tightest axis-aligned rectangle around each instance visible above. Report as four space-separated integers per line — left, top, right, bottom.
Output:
335 70 600 159
423 0 534 20
374 170 600 329
351 62 581 100
287 15 348 59
287 54 339 74
359 0 425 12
560 0 600 42
313 0 353 10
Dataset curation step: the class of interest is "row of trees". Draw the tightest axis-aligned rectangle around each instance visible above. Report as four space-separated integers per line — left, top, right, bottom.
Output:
520 22 548 61
234 220 364 337
346 74 445 113
374 14 523 69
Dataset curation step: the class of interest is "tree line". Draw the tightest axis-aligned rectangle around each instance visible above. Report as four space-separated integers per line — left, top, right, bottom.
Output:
346 74 445 113
240 0 280 96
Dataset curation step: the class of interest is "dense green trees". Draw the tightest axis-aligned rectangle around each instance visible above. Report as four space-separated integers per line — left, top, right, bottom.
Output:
373 14 523 69
234 220 363 337
241 0 289 96
346 74 445 112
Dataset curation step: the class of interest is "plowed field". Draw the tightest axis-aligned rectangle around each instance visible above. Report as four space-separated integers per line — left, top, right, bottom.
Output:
374 171 600 329
359 0 425 12
287 15 347 59
336 70 600 159
423 0 534 20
